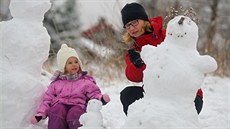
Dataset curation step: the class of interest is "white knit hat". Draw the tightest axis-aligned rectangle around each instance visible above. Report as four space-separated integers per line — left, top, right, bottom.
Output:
57 44 82 73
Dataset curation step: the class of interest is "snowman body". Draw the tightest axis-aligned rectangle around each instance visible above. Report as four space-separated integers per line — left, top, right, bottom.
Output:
79 99 104 129
123 15 217 129
0 0 50 127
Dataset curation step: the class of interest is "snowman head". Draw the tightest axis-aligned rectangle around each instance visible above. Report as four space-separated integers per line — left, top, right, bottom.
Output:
86 99 102 112
10 0 50 20
165 15 198 49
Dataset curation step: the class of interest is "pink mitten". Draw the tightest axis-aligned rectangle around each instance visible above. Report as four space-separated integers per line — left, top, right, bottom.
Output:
101 94 110 105
31 117 38 125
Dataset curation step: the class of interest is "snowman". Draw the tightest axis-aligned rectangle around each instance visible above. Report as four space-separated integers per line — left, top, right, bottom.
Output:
79 99 104 129
142 15 217 100
0 0 50 128
122 15 217 129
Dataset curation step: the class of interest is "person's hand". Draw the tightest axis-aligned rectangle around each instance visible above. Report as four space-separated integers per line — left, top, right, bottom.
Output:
101 94 110 105
128 49 144 68
30 113 46 125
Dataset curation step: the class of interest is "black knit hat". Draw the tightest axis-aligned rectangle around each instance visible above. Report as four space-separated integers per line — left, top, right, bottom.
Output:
121 3 149 27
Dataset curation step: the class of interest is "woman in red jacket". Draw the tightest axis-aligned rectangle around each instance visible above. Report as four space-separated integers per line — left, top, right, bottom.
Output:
120 2 203 115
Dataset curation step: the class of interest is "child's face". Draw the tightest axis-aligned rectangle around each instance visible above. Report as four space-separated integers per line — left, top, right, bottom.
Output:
125 19 146 37
65 57 80 75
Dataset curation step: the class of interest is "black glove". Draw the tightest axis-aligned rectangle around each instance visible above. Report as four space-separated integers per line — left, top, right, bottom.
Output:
35 116 42 122
101 97 107 105
194 95 203 114
128 49 144 68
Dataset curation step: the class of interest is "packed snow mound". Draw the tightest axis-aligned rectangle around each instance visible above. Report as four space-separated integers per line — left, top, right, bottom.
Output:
142 15 218 99
0 0 51 128
122 15 218 129
79 99 104 129
10 0 50 20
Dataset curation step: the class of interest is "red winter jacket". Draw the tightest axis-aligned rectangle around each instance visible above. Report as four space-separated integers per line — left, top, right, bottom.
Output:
125 16 203 98
125 16 166 82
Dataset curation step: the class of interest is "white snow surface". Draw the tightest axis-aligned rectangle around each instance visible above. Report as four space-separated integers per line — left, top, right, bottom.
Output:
101 76 230 129
0 1 229 129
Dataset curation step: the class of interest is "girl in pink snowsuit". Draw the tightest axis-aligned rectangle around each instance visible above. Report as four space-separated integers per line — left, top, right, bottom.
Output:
31 44 110 129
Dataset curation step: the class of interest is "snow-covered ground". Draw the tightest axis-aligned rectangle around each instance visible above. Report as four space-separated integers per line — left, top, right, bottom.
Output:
42 73 230 129
99 76 230 129
199 76 230 129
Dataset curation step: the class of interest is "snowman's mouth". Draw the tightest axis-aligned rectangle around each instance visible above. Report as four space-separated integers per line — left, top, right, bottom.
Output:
168 32 187 38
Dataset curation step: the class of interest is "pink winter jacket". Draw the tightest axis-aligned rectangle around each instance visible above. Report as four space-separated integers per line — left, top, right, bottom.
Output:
36 72 103 117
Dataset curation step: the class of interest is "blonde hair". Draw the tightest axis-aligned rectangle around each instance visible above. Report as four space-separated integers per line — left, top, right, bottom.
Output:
122 21 152 43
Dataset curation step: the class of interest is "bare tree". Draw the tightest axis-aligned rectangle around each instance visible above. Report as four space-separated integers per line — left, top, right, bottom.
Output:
43 0 81 57
204 0 218 54
0 0 12 21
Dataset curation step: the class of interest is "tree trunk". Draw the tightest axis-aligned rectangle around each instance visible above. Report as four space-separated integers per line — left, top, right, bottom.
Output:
205 0 218 54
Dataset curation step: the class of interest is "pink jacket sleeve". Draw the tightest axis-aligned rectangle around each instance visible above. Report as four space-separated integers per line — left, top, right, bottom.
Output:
84 76 103 100
36 82 56 117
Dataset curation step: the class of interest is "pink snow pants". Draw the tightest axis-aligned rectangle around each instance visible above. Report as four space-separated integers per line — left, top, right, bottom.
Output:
47 103 86 129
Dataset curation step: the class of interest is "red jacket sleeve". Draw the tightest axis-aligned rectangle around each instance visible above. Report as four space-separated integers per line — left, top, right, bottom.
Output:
149 16 166 46
125 53 146 82
196 88 203 98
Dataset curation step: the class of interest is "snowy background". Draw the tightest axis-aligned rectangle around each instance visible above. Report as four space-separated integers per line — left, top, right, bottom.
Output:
0 0 229 129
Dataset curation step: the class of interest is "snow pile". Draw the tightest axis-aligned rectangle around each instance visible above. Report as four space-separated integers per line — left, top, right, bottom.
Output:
122 15 217 129
79 99 104 129
0 0 51 128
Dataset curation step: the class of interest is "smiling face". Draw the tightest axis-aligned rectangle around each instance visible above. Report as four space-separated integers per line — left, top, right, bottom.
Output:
125 19 146 37
65 57 81 75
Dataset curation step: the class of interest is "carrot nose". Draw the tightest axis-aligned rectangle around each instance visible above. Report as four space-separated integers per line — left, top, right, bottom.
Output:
178 17 185 25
